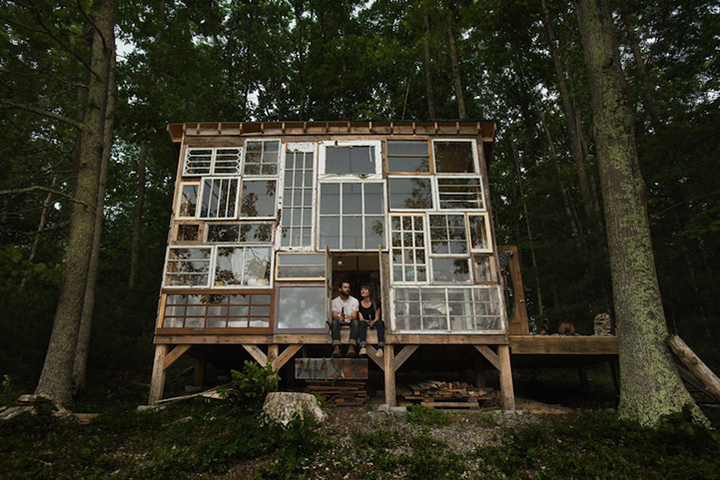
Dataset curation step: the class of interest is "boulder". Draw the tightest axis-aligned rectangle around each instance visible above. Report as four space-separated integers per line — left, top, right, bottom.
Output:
262 391 327 426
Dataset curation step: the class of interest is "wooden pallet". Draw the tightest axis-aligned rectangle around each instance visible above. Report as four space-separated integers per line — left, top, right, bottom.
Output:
399 379 496 409
304 380 368 406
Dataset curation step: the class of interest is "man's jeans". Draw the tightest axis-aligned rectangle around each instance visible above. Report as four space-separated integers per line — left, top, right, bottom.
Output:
330 318 360 346
359 320 385 347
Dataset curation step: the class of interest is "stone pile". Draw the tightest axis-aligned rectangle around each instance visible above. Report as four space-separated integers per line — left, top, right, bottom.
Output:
594 313 614 335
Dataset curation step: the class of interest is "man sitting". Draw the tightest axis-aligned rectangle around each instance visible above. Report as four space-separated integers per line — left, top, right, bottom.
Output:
330 281 360 357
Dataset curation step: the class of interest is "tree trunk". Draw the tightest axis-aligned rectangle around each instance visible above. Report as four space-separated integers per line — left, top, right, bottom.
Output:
423 14 436 119
28 175 58 264
446 8 466 119
128 143 147 292
72 56 116 393
574 0 703 425
540 0 598 219
34 0 115 406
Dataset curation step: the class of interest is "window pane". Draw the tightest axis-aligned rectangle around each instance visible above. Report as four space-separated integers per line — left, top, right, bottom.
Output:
319 184 340 214
388 178 433 209
365 216 385 249
176 224 199 242
342 183 362 214
164 248 211 287
474 256 493 282
319 217 340 249
434 141 475 173
238 223 273 243
179 185 198 217
200 178 239 219
429 214 467 255
342 218 363 249
213 148 241 175
325 146 375 174
277 286 327 329
244 140 279 175
206 224 239 243
184 149 212 176
243 247 272 286
240 180 276 217
438 178 484 209
431 258 472 283
364 183 384 214
468 215 490 250
214 247 245 286
387 140 430 173
281 151 315 247
277 253 325 279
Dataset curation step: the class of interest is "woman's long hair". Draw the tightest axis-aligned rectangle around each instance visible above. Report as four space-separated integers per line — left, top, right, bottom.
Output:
360 284 377 310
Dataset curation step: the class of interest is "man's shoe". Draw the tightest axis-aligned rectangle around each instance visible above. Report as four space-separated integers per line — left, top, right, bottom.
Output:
347 344 356 357
376 346 384 358
359 346 367 357
331 345 341 358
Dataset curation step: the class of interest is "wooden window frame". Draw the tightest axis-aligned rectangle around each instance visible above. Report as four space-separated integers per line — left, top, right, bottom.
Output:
275 252 326 281
176 181 200 220
243 138 281 176
238 178 278 220
387 175 435 212
467 213 493 253
319 140 383 179
212 245 274 289
173 222 203 245
273 283 328 333
427 213 469 258
472 254 498 285
431 138 480 176
162 246 213 289
384 137 433 175
204 221 274 244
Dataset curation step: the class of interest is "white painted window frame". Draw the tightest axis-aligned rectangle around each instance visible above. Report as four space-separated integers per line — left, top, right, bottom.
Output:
277 142 317 251
162 246 213 289
387 175 436 212
242 138 282 176
389 213 429 285
197 177 241 220
467 212 494 253
176 181 200 220
204 221 275 244
237 177 279 221
211 244 274 290
433 175 486 211
183 147 243 177
430 138 480 176
318 140 383 179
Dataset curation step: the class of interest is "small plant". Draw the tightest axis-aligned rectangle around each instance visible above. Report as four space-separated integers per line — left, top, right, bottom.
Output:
221 361 279 413
405 404 453 426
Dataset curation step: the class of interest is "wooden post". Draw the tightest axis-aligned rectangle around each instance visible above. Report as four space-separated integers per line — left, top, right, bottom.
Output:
149 345 168 405
384 345 396 406
194 358 206 388
498 345 515 410
666 334 720 402
475 357 486 389
268 344 279 367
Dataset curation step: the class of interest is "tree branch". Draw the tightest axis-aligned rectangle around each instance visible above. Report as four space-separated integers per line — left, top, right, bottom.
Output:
0 100 84 130
0 185 90 208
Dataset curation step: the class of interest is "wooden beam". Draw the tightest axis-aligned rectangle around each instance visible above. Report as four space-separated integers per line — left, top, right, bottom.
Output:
393 345 419 372
268 344 279 365
475 345 501 370
163 345 191 371
155 333 508 345
666 334 720 402
272 345 302 371
242 344 267 367
365 345 384 370
509 335 618 355
498 345 515 410
384 346 396 406
149 345 168 405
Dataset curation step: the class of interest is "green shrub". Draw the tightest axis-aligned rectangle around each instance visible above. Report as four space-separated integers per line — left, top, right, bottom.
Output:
405 404 453 426
221 361 279 413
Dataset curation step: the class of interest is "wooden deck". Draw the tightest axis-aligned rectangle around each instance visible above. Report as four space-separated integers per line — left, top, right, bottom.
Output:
509 335 618 355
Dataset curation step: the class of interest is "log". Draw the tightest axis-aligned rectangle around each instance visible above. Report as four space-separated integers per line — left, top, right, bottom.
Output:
666 335 720 402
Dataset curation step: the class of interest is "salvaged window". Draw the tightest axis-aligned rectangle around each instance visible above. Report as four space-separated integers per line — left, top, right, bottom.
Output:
205 223 273 244
280 148 315 248
390 215 427 283
276 285 327 330
468 213 492 252
473 255 496 283
387 177 433 210
276 253 325 280
430 258 472 283
214 246 272 287
162 292 272 330
240 180 276 218
392 286 504 332
176 224 200 242
436 178 484 210
244 140 280 175
321 141 381 176
177 183 199 218
319 182 385 249
433 140 477 174
163 247 212 287
428 214 468 255
183 148 242 176
386 140 431 173
199 178 239 219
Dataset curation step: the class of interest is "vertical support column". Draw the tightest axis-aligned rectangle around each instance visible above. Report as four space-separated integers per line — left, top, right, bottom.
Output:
498 345 515 410
148 345 168 405
194 358 206 388
384 345 396 406
268 344 279 367
475 357 486 389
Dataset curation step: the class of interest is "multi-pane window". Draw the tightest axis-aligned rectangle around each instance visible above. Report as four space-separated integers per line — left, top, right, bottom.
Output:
319 182 385 249
206 223 273 243
177 183 199 218
433 141 477 173
281 149 315 247
473 255 496 283
276 253 325 280
320 141 382 176
393 286 504 332
276 285 327 330
244 140 280 175
176 224 200 242
162 293 272 329
390 215 427 283
387 177 433 210
386 140 431 173
183 148 242 176
430 258 472 283
468 214 492 252
429 214 468 255
163 247 212 287
214 246 272 287
199 178 239 219
240 180 277 218
437 178 484 210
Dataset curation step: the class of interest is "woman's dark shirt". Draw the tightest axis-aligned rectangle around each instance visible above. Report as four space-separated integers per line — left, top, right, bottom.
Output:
359 301 381 322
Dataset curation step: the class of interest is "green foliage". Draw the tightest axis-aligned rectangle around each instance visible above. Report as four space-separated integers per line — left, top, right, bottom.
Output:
221 361 279 413
405 404 453 426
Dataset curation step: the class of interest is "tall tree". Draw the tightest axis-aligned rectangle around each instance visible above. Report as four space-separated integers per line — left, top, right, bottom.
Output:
574 0 703 424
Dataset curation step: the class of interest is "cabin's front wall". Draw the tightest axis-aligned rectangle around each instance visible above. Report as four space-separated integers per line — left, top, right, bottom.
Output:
155 124 506 340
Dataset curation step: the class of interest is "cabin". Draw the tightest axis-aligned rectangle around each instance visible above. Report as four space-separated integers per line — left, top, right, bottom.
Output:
149 121 619 408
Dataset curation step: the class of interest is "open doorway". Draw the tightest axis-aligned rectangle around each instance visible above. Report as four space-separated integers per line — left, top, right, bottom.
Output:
330 253 381 305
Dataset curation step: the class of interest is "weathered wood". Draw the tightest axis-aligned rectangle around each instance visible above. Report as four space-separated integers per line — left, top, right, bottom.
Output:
268 344 279 365
498 345 515 410
498 245 529 335
475 345 501 370
365 345 384 370
294 358 368 380
163 345 191 371
242 345 267 367
393 345 419 372
509 335 618 355
155 333 508 345
384 346 396 406
149 345 168 405
666 335 720 402
272 345 302 370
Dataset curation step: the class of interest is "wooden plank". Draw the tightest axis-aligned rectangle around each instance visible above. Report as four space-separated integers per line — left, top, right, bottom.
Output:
384 346 396 406
294 358 368 380
242 344 267 367
268 344 279 365
272 345 302 370
475 345 501 370
666 335 720 402
393 345 419 372
365 345 384 370
155 333 508 345
149 345 168 405
163 344 191 371
498 345 515 410
420 402 479 409
509 335 619 355
498 245 529 335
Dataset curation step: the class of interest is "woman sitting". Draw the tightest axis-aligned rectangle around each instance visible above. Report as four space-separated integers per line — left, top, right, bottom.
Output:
358 284 385 357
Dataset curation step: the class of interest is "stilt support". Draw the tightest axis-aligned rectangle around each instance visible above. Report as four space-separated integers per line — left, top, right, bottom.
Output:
384 346 396 406
272 345 302 370
163 345 191 370
242 344 268 367
498 345 515 410
149 345 168 405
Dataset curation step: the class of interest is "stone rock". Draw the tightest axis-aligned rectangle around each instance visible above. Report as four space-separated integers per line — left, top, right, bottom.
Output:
262 392 327 426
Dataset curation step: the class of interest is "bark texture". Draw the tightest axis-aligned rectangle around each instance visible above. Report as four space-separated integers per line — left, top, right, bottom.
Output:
423 14 436 119
34 0 115 406
128 143 147 291
575 0 702 425
446 8 466 119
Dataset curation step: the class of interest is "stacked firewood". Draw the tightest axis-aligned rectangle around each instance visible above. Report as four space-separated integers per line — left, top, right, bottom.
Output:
304 380 368 406
400 380 495 408
594 313 614 336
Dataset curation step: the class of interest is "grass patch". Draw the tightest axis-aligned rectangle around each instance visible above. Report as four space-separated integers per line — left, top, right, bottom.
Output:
405 404 453 426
